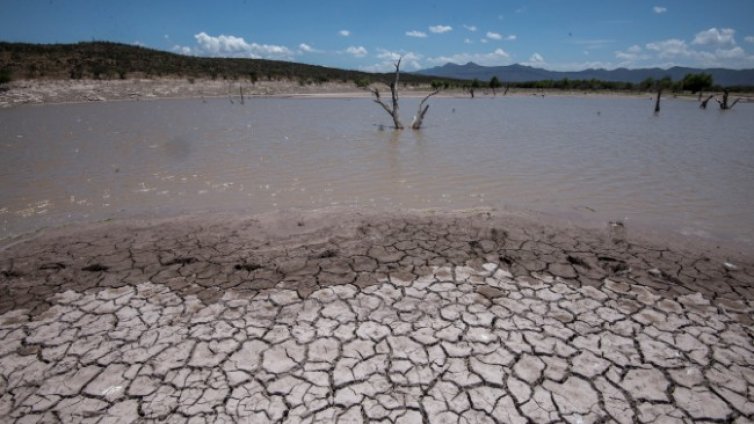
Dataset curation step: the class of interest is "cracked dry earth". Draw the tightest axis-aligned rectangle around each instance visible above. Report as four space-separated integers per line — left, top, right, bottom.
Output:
1 211 753 423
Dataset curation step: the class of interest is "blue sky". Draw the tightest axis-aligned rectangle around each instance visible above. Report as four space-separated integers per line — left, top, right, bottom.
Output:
2 0 754 71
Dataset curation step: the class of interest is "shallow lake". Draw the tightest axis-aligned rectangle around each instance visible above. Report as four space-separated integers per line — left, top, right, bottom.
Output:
1 95 753 245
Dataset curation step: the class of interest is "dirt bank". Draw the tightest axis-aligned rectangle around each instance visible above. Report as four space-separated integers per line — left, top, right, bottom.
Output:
2 208 751 317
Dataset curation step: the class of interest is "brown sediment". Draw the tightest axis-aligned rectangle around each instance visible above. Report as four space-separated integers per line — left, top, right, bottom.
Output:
0 209 752 422
1 208 751 317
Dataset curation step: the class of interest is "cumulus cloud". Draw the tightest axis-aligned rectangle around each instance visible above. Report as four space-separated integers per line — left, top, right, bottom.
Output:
692 28 736 45
344 46 368 57
615 44 648 61
611 30 754 68
746 36 754 43
172 45 192 55
298 43 322 53
715 46 745 59
645 38 690 58
463 25 477 32
406 30 427 38
464 38 473 44
526 53 545 65
653 6 667 14
360 49 423 72
486 32 502 40
426 48 510 66
193 32 293 59
429 25 453 34
505 34 517 41
339 30 351 37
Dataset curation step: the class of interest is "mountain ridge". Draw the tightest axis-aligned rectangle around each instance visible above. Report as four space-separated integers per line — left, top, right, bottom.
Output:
416 62 754 86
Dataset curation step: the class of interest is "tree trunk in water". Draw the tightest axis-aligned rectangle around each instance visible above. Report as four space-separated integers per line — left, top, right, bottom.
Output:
654 88 662 113
239 86 245 105
700 94 714 109
411 90 440 130
469 88 475 99
370 58 404 129
503 85 510 96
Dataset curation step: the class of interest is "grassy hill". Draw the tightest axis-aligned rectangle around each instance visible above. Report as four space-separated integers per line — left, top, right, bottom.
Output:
0 41 451 86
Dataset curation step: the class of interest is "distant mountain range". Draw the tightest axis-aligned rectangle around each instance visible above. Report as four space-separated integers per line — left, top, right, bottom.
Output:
415 62 754 86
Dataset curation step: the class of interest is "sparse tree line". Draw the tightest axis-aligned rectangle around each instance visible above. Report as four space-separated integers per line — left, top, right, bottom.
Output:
0 41 457 87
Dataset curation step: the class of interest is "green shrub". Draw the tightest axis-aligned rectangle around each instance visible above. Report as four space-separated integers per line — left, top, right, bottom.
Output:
0 68 11 85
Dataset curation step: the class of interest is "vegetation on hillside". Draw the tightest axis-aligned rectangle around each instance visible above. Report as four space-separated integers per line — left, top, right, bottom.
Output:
0 41 457 87
1 41 752 95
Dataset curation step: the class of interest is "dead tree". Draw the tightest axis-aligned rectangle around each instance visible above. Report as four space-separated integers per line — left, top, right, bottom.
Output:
370 58 404 129
239 86 245 105
411 89 440 130
716 89 740 110
503 84 510 96
654 87 662 113
700 94 714 109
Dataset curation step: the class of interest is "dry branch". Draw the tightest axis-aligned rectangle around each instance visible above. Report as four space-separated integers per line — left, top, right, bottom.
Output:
369 58 404 129
411 89 440 130
700 94 714 109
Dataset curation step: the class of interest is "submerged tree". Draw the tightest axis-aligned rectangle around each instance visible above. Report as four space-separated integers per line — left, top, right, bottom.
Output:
369 57 439 130
370 58 404 129
716 89 741 110
410 88 440 130
654 76 673 113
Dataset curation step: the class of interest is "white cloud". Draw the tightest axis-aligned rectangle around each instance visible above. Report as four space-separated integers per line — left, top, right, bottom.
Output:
480 39 488 44
406 30 427 38
715 46 745 59
505 34 517 41
360 49 423 72
692 28 736 45
746 36 754 43
429 25 453 34
645 38 690 58
653 6 667 14
172 45 192 55
611 32 754 68
426 48 510 66
464 38 473 44
192 32 294 59
298 43 322 53
463 25 477 32
486 32 502 40
339 30 350 37
345 46 368 57
526 53 545 65
615 44 648 61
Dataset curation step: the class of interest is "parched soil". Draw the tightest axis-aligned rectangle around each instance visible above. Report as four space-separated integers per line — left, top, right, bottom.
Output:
0 210 753 422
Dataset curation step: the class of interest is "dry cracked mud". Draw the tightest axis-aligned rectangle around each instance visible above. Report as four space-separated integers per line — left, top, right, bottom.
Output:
1 210 753 423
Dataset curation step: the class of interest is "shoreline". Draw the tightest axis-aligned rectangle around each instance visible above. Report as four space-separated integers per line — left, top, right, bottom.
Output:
2 207 752 288
3 77 736 107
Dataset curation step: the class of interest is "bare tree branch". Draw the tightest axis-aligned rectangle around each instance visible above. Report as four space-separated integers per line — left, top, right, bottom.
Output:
411 89 440 130
368 56 404 129
700 94 714 109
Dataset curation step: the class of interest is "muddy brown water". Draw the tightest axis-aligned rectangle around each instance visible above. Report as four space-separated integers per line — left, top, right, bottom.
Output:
1 95 753 245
